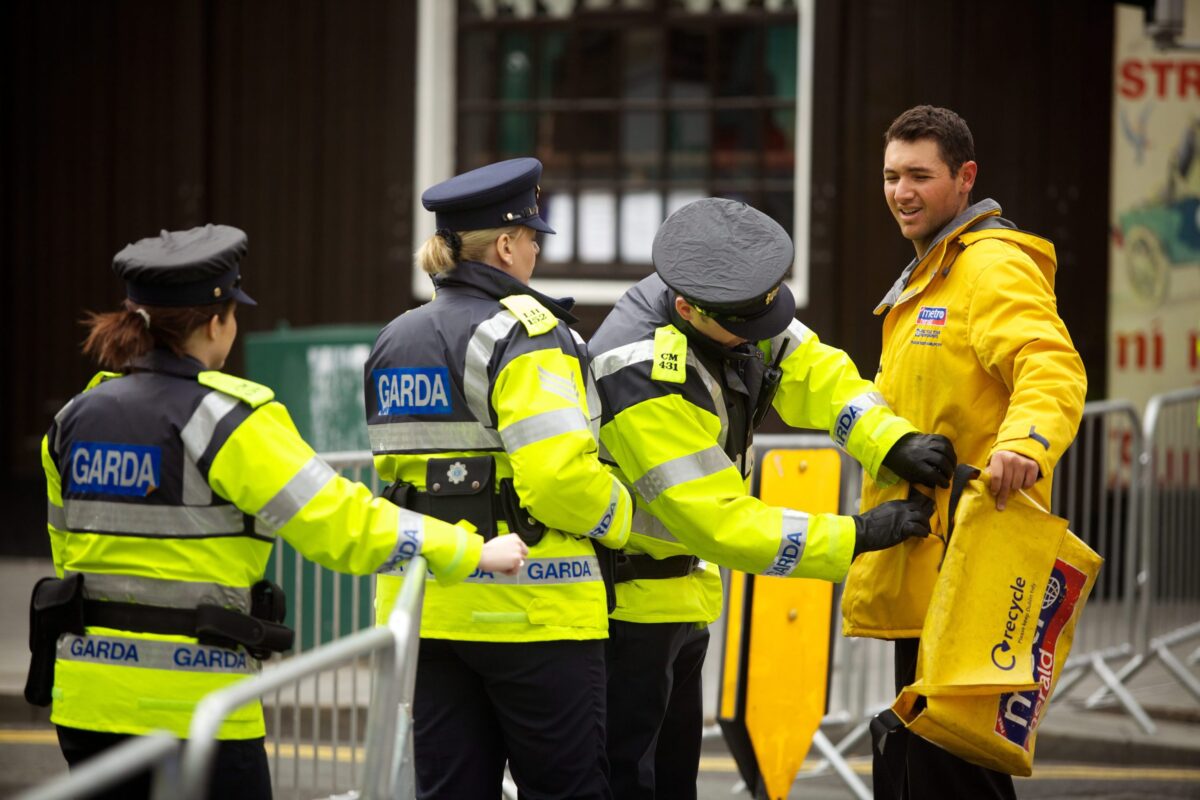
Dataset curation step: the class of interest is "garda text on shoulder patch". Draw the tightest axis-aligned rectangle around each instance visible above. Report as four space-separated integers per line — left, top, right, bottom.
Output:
68 442 161 496
374 367 453 416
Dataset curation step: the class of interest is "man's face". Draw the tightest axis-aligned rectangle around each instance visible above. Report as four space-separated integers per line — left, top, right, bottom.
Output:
883 137 976 257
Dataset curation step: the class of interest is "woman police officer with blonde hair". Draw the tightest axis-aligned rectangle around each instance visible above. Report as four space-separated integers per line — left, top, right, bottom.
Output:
365 158 632 799
33 224 525 799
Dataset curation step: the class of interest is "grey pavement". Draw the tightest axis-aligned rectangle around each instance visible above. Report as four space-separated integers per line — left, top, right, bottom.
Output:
3 556 1199 798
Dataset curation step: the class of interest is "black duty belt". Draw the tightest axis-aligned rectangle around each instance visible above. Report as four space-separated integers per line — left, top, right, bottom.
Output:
613 554 701 584
83 600 293 659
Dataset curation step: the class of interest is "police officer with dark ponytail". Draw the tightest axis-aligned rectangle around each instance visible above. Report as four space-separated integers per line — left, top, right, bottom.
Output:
32 224 525 799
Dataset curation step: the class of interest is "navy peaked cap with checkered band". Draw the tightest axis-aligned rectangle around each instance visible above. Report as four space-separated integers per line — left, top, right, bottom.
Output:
113 224 257 307
421 157 555 235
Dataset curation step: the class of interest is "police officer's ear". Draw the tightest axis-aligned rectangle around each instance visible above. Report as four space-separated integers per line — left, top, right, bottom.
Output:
674 295 696 323
495 232 515 267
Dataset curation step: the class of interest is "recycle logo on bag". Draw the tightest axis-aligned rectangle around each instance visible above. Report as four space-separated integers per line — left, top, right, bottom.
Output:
994 558 1088 750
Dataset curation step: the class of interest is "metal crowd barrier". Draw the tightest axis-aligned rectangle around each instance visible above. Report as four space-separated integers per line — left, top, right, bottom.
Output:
1083 386 1200 720
14 733 181 800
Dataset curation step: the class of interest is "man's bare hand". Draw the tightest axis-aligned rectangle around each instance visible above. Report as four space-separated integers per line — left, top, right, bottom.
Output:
987 450 1039 511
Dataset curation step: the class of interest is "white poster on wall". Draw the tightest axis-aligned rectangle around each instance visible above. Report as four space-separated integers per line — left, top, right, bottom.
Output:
1109 2 1200 408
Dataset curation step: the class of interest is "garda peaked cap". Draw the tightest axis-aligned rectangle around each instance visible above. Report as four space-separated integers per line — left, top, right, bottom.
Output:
422 157 555 235
113 224 257 307
653 198 795 341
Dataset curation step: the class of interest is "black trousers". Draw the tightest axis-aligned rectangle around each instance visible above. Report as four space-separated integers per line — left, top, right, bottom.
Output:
413 637 610 800
56 725 272 800
605 620 710 800
872 638 1016 800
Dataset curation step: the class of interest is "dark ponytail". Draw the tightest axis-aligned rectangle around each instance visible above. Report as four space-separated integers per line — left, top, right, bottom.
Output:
82 298 235 370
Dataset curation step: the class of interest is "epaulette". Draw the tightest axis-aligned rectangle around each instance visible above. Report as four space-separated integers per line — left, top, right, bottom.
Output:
651 325 687 384
499 294 557 337
84 371 123 391
198 371 275 408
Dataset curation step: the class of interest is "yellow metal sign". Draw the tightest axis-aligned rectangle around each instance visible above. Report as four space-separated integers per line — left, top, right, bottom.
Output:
718 448 841 800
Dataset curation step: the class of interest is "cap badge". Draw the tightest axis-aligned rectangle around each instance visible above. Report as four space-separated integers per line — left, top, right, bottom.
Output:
764 286 780 306
213 287 222 298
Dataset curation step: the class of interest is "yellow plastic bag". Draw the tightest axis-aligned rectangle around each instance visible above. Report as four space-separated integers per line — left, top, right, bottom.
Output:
882 474 1103 776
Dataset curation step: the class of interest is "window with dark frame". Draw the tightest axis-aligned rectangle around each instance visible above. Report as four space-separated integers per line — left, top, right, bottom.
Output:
456 0 799 281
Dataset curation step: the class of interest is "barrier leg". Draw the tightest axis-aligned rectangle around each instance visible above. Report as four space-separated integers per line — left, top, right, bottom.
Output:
809 729 871 800
1049 663 1089 702
1090 653 1157 735
795 716 872 780
1188 645 1200 667
1155 642 1200 705
1084 652 1147 708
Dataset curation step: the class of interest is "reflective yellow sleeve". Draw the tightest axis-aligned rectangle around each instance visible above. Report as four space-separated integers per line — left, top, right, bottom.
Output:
42 434 67 578
208 402 482 583
602 393 855 581
492 348 632 549
969 253 1086 478
770 320 916 484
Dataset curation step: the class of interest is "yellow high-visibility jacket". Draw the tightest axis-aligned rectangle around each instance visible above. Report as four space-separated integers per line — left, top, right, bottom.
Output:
842 199 1087 639
43 349 481 739
366 260 632 643
589 275 918 624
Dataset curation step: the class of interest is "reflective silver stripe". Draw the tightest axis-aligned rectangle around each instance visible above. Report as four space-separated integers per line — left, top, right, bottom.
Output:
62 499 245 536
378 508 426 573
70 572 251 613
464 311 520 428
585 367 602 439
385 555 602 585
256 456 337 534
767 319 814 364
180 391 241 462
687 354 728 450
53 398 75 458
634 445 733 505
631 506 678 543
182 454 211 506
500 407 589 452
591 340 728 450
590 340 653 380
47 501 66 529
179 391 236 506
369 420 502 452
57 633 258 674
763 509 810 577
832 391 887 450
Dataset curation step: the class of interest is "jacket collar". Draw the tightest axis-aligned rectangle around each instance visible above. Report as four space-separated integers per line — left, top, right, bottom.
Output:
126 348 206 378
875 198 1007 314
433 260 578 324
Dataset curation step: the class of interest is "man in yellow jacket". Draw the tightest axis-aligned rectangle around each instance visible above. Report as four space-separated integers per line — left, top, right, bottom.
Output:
843 105 1087 799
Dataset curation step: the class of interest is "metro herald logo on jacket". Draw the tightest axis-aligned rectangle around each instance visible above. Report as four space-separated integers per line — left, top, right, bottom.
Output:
374 367 452 415
994 558 1088 750
68 442 161 496
916 306 948 326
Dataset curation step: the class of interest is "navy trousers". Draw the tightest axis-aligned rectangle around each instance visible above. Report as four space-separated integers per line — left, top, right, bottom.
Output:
605 620 710 800
413 637 610 800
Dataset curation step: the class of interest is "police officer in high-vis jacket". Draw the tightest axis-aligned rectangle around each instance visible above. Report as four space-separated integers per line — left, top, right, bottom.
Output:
33 225 526 800
364 158 633 800
588 198 956 798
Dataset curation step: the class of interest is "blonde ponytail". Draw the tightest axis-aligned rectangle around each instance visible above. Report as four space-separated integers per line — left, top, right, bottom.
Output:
415 226 528 277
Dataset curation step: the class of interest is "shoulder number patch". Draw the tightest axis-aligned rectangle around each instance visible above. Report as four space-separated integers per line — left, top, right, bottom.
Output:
651 325 687 384
500 294 557 337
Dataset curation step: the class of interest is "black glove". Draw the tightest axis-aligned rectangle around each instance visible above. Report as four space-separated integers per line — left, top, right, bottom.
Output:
882 433 957 488
852 494 934 558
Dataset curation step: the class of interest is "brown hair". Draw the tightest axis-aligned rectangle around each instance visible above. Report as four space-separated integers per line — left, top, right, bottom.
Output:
884 105 975 176
415 226 529 277
82 298 235 370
